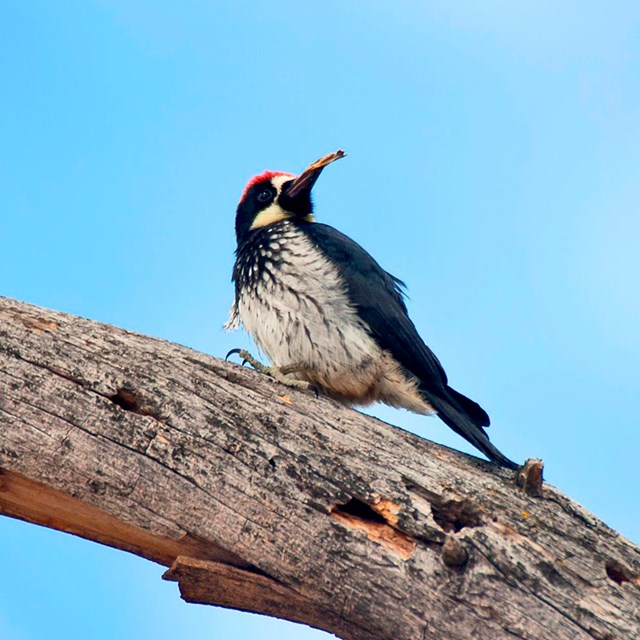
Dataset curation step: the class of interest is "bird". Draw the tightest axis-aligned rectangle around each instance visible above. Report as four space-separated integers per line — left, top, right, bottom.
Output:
227 150 517 470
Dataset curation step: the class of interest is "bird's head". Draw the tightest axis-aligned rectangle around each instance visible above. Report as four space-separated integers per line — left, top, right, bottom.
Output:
235 150 345 243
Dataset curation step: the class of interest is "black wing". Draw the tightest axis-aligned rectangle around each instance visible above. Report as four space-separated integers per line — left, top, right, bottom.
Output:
303 223 450 392
303 223 494 429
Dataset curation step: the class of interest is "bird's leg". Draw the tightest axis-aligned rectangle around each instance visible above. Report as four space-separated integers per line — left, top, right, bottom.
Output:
226 349 316 392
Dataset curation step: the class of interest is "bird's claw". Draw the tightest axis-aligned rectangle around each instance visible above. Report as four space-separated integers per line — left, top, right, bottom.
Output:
225 349 320 397
225 348 242 362
226 348 254 368
226 348 267 372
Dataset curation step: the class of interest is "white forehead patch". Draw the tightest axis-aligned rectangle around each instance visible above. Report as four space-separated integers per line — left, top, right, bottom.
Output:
271 174 294 193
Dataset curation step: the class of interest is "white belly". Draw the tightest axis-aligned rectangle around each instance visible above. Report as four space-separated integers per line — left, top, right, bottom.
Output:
236 226 380 375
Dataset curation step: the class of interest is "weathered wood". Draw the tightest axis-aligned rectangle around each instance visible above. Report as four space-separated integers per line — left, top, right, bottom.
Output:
0 296 638 640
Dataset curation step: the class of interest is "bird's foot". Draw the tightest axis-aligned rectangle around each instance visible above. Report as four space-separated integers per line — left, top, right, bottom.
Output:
225 349 318 394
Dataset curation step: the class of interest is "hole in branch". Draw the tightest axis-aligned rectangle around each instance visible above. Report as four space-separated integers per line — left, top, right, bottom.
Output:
333 497 387 525
431 498 483 533
605 560 638 585
108 387 160 418
330 497 416 560
109 388 141 413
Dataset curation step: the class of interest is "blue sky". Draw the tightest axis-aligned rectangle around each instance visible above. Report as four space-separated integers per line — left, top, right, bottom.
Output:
2 2 639 638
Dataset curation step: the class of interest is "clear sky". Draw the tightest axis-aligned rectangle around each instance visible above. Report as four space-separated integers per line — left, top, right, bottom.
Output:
1 2 639 639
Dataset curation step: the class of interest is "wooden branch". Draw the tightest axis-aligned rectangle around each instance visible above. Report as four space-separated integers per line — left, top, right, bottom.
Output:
0 296 638 640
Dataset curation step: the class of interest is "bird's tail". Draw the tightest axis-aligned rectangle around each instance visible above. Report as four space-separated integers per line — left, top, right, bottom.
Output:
424 386 518 470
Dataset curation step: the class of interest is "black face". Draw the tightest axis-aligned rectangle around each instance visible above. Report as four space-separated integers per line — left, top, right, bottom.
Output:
235 179 315 244
235 182 278 243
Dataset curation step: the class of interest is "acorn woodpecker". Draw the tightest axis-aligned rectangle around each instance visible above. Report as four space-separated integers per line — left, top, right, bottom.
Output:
228 150 517 469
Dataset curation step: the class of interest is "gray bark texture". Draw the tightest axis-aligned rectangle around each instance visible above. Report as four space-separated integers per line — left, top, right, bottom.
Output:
0 296 638 640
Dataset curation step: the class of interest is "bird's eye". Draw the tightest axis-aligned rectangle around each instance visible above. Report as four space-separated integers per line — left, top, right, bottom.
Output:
257 189 272 203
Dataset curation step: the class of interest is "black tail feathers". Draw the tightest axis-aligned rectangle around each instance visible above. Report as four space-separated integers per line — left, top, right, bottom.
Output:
425 389 517 470
445 386 491 428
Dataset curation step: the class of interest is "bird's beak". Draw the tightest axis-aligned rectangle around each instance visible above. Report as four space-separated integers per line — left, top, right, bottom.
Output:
284 150 346 199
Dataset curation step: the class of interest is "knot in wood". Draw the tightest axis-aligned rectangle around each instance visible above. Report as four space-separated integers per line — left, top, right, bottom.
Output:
442 536 468 568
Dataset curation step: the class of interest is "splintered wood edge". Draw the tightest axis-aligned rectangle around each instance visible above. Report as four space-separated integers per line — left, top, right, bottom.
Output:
0 468 245 569
0 468 358 638
163 556 352 637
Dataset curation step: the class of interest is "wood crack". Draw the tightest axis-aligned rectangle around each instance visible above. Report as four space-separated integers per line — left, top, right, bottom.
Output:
469 538 608 639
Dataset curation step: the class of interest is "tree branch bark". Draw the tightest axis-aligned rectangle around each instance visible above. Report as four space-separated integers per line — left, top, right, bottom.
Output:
0 296 638 639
